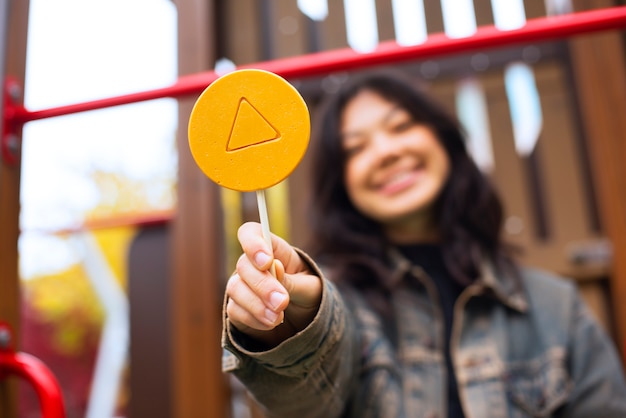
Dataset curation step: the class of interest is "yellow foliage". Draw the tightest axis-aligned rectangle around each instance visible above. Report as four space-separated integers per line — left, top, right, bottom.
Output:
24 227 137 356
24 264 104 356
91 227 137 290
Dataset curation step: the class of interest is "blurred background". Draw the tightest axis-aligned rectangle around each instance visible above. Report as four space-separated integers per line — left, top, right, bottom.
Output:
2 0 625 417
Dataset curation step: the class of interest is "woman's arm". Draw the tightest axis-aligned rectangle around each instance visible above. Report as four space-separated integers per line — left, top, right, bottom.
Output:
223 277 360 417
222 222 361 417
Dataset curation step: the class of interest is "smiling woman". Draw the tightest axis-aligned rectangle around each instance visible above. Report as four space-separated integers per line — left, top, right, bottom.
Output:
221 70 626 418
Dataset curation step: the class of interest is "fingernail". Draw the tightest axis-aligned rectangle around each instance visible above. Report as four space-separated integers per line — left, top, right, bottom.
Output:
269 291 286 310
265 308 278 323
255 251 271 267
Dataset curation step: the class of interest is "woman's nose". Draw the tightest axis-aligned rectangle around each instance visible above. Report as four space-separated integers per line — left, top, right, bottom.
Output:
370 132 401 166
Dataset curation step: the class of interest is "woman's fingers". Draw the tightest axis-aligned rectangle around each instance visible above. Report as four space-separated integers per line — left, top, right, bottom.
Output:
237 222 275 271
229 222 322 337
235 253 289 309
237 222 309 275
226 272 285 331
275 259 321 310
226 285 283 329
227 251 289 332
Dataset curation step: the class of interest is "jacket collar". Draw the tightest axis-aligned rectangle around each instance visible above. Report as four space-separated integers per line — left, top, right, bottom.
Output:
388 247 528 313
479 259 528 312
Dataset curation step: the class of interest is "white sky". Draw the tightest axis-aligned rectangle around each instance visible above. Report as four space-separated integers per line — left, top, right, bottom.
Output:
20 0 178 278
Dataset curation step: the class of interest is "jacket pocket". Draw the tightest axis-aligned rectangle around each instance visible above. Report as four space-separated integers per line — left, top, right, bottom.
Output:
504 347 571 417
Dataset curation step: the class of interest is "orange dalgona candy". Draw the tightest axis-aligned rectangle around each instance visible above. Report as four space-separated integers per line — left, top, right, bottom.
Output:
188 69 310 192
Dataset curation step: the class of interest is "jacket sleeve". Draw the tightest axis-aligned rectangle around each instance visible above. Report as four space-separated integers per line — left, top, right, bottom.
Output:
558 289 626 417
222 252 360 418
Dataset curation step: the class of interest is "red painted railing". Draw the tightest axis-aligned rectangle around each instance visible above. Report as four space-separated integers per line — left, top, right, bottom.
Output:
5 6 626 127
0 322 66 418
3 5 625 221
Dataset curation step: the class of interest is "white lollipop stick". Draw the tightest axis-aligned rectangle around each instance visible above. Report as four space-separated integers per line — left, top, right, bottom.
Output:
256 190 277 277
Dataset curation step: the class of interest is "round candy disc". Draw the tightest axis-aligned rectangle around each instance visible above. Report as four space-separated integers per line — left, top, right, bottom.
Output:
188 69 310 192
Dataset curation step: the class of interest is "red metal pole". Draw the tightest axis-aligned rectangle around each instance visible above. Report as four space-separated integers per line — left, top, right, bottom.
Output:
7 6 626 125
0 322 66 418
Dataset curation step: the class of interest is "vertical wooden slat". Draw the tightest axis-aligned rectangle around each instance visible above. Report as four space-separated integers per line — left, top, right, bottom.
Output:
0 1 29 417
224 0 261 65
273 0 309 59
172 0 231 417
568 24 626 357
524 0 548 19
375 0 395 42
473 0 495 26
422 0 445 35
558 47 603 234
129 227 172 418
286 122 315 250
322 0 349 50
523 150 550 241
568 0 626 358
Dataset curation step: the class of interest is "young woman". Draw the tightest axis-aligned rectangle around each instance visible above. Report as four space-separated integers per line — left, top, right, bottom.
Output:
222 71 626 417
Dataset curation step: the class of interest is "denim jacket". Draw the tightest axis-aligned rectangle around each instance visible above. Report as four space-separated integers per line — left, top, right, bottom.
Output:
222 250 626 417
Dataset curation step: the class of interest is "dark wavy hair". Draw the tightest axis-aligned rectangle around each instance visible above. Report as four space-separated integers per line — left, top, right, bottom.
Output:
306 70 518 297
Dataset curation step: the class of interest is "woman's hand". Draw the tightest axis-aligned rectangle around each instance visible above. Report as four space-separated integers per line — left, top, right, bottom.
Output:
225 222 323 347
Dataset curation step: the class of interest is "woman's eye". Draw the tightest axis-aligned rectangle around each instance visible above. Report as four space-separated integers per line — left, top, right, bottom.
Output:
344 144 365 157
390 120 414 133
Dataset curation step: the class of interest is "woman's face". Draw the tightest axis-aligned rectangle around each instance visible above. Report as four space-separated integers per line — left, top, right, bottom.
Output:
340 90 450 239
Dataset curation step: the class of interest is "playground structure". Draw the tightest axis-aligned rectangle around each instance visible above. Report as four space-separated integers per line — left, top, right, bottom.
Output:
2 1 626 417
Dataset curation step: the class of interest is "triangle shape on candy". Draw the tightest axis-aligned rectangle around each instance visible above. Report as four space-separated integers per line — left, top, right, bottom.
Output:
227 98 280 151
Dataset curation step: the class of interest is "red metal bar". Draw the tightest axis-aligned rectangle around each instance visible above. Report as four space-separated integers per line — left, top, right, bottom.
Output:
7 6 626 126
0 323 66 418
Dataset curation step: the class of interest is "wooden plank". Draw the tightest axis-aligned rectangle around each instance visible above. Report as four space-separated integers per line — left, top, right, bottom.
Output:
272 0 309 59
172 0 231 416
0 0 30 416
569 0 626 359
224 0 261 64
322 0 348 50
128 227 172 418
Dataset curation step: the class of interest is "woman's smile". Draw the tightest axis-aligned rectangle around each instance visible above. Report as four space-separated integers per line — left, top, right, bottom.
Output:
375 166 423 196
